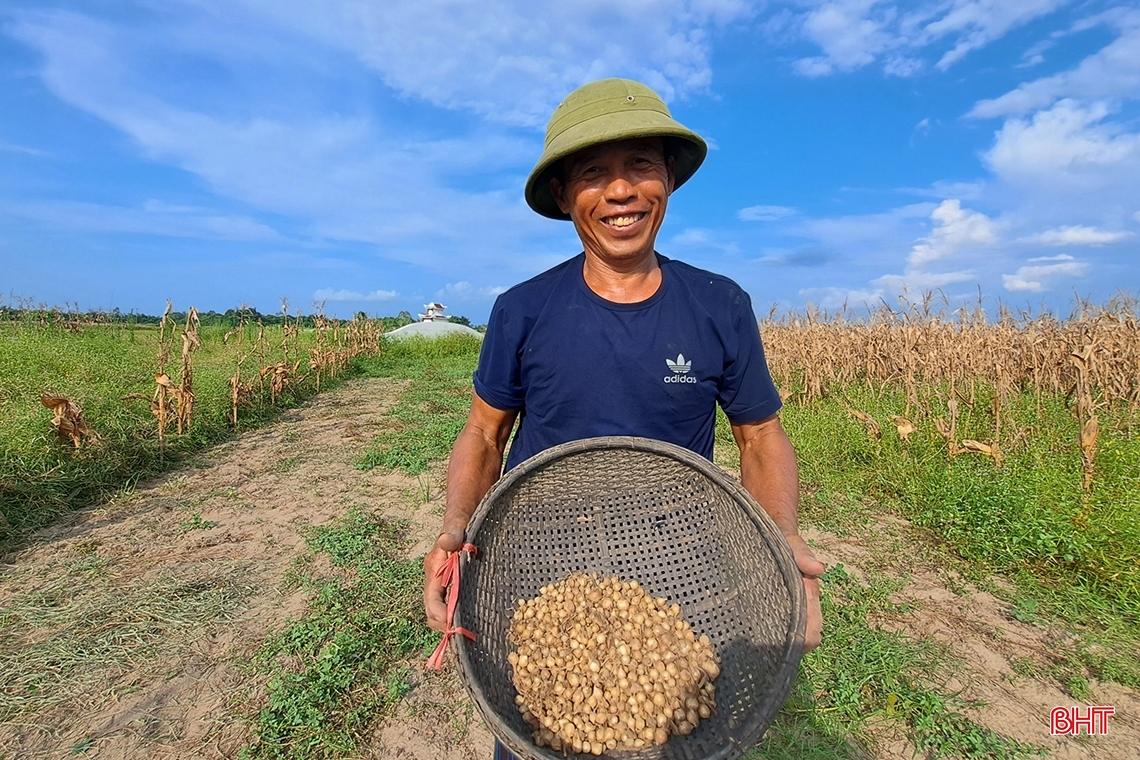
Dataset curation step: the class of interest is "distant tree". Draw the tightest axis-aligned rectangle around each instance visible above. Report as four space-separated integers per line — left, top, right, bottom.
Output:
450 314 472 327
396 310 414 327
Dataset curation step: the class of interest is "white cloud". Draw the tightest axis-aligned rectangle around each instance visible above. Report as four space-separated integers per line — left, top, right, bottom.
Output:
907 199 997 267
969 11 1140 118
440 281 508 299
8 10 556 273
1017 37 1055 69
0 139 48 157
897 180 986 200
923 0 1069 71
738 204 797 221
672 228 712 245
1002 256 1088 292
884 56 923 77
787 0 1068 78
213 0 753 127
857 199 995 295
795 0 891 75
798 286 884 310
1023 225 1133 246
792 56 836 78
984 99 1140 192
873 268 975 292
2 199 281 241
312 288 397 302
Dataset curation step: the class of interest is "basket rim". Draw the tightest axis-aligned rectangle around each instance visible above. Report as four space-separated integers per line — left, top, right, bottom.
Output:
455 435 807 760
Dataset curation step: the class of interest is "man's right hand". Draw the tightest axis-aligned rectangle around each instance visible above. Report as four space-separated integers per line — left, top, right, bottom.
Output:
424 529 465 631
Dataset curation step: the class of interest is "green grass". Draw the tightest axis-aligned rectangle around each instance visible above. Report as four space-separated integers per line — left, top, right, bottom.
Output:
0 322 357 548
354 335 483 474
8 326 1139 756
757 384 1140 692
240 509 436 760
749 564 1049 759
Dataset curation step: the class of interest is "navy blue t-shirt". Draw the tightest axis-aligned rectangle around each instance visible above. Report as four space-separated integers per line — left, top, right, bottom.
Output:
473 253 782 471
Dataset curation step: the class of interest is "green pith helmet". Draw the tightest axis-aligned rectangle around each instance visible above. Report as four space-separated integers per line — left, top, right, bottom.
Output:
525 78 708 221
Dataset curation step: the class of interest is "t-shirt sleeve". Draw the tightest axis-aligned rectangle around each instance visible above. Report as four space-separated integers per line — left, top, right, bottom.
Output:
472 295 526 411
717 294 783 424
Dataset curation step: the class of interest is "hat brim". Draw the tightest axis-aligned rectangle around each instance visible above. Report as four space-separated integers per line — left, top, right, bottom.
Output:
525 110 707 221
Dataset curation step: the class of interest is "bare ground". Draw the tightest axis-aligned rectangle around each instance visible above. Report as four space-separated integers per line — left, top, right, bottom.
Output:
0 376 1136 759
805 521 1140 760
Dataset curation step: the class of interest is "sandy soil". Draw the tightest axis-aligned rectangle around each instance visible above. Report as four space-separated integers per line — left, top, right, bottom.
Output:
0 376 1135 759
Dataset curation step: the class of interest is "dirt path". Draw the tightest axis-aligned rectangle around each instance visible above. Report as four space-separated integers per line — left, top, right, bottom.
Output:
1 377 1136 759
0 377 493 760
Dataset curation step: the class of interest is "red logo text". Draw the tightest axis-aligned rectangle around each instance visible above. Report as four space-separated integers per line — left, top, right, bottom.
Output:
1050 706 1114 736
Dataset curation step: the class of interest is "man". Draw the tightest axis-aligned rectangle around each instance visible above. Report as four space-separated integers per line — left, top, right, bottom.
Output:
423 78 823 754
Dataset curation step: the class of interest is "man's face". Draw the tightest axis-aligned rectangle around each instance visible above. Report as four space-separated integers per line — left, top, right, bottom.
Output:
551 138 675 267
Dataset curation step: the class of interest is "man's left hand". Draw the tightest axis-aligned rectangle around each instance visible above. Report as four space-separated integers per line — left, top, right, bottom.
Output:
784 533 824 651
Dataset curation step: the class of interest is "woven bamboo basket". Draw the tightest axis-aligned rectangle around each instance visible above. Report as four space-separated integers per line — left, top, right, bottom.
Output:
454 436 806 760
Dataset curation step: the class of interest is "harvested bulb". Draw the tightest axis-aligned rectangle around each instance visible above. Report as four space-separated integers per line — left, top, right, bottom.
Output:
508 573 718 755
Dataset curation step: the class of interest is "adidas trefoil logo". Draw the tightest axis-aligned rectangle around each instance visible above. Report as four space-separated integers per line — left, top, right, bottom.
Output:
664 353 697 384
666 354 691 374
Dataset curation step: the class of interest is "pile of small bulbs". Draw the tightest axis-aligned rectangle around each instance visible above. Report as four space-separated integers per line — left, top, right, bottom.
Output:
508 573 719 755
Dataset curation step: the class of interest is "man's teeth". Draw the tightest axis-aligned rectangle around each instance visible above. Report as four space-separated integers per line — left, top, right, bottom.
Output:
605 214 645 227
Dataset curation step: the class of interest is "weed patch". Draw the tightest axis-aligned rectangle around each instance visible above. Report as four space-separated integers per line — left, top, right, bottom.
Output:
751 565 1046 760
241 509 436 760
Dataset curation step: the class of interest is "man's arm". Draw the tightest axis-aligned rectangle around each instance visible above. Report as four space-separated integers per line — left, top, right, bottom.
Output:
731 414 824 651
424 391 518 631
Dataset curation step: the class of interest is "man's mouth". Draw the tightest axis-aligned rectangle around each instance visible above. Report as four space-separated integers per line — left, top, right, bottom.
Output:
601 212 647 228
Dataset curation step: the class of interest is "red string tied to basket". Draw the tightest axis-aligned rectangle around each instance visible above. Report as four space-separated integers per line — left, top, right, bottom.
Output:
426 542 479 670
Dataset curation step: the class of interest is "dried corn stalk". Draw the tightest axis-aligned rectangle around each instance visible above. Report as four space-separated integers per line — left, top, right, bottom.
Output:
1070 343 1099 492
176 307 201 434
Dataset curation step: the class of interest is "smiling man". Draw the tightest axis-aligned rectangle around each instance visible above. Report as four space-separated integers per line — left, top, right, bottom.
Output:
423 78 823 757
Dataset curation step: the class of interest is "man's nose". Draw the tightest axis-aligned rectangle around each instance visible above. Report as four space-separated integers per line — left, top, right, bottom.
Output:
604 174 637 204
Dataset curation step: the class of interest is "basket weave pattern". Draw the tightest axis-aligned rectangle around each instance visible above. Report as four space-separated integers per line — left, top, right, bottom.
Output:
456 437 805 760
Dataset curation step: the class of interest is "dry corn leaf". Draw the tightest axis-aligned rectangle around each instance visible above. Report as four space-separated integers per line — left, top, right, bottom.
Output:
40 392 96 447
1080 414 1099 454
847 409 881 440
960 439 1003 466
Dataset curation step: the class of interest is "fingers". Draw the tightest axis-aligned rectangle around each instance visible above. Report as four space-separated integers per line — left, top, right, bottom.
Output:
784 534 825 651
423 531 468 632
423 547 451 632
803 575 823 652
434 529 464 554
785 534 826 578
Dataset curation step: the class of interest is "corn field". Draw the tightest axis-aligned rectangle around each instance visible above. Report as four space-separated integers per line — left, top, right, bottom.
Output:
0 302 392 539
761 293 1140 492
762 294 1139 406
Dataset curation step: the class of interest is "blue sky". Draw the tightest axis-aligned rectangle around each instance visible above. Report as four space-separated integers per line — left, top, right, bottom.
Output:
1 0 1138 321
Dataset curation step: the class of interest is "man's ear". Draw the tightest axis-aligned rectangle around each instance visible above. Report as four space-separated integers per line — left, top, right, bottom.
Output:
665 154 676 195
551 176 572 216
